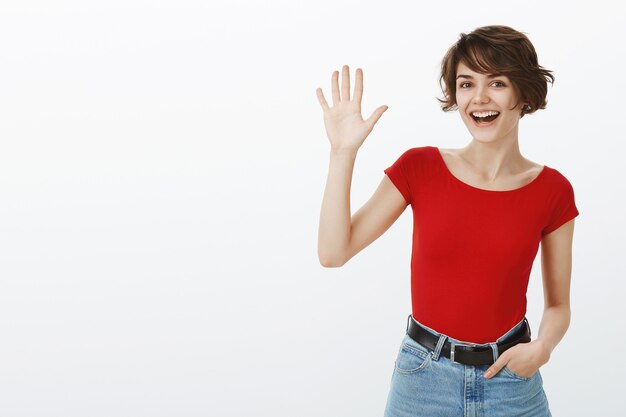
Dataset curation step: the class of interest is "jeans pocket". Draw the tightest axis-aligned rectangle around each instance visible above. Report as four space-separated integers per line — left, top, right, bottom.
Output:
394 335 432 375
502 365 536 381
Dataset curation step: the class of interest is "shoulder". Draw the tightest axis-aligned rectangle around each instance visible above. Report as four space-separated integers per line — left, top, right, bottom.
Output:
385 146 438 183
539 165 577 199
541 165 575 187
394 145 438 163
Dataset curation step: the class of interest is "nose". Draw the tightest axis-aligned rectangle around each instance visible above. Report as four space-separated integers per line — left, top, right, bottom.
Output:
472 86 490 104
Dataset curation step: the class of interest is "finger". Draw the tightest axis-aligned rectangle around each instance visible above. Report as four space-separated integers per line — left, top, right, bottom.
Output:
365 105 388 130
331 70 340 106
484 359 505 378
316 88 329 112
341 64 350 102
353 68 363 106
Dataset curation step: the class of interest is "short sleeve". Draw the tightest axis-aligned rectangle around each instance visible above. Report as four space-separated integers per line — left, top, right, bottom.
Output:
541 175 580 236
383 149 414 205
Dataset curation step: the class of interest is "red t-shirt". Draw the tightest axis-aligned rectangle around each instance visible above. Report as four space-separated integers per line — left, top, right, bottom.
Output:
384 145 580 343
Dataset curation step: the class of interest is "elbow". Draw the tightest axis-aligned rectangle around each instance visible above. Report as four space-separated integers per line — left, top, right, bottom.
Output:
318 251 347 268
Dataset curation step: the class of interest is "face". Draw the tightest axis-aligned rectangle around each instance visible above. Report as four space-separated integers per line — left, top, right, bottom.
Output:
455 61 527 143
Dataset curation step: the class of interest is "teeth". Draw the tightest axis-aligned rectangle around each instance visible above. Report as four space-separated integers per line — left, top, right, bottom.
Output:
472 111 499 118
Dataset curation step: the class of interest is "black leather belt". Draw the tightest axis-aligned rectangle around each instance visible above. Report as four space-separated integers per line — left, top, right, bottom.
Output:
406 315 531 366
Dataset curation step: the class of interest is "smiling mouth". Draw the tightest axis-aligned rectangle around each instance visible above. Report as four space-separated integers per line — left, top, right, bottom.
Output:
471 113 500 125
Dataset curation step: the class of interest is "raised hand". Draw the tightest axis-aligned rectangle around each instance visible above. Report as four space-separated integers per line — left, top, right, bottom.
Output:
316 65 388 152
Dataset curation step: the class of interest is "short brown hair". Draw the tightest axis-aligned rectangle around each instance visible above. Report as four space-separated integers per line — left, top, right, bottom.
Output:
436 25 555 118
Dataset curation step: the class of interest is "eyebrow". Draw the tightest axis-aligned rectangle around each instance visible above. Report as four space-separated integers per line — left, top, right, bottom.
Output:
456 73 504 80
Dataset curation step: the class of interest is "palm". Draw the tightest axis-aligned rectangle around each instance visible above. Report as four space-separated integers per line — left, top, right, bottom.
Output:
316 65 388 151
323 102 369 146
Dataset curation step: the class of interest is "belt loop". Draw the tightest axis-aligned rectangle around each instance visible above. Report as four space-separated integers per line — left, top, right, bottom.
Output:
489 342 499 363
431 334 447 361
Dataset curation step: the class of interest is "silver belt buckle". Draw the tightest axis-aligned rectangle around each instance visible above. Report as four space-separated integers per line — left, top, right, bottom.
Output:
450 340 478 364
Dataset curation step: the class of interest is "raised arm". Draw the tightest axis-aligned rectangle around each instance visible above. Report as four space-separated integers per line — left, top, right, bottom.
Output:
316 65 406 267
318 150 408 267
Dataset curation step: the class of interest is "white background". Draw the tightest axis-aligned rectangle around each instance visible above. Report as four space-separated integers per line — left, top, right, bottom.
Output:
0 1 623 416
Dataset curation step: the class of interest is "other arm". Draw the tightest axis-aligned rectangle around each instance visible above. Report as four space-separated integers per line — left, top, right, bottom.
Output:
535 218 576 356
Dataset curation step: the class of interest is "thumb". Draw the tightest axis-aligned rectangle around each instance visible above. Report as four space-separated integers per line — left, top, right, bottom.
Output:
365 105 389 129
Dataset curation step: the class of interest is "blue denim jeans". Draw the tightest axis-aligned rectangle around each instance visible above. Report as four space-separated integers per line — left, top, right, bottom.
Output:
384 315 551 417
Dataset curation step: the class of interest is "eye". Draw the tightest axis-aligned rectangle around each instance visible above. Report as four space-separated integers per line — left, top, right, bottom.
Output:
458 81 506 89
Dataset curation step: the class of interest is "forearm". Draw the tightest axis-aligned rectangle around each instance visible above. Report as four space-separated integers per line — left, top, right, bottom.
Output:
318 148 358 267
535 304 571 355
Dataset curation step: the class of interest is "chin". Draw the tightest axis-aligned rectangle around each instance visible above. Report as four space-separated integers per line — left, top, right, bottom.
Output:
470 131 499 144
471 137 501 144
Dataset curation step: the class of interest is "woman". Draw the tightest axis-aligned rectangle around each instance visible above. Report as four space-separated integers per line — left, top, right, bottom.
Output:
316 25 578 416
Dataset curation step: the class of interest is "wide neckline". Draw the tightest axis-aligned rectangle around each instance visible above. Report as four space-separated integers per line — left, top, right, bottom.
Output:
433 146 547 193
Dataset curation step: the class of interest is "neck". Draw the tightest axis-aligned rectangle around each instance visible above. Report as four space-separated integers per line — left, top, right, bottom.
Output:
460 138 528 180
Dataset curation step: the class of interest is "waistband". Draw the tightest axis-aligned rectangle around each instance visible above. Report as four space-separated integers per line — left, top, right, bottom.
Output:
405 314 531 365
407 315 530 346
